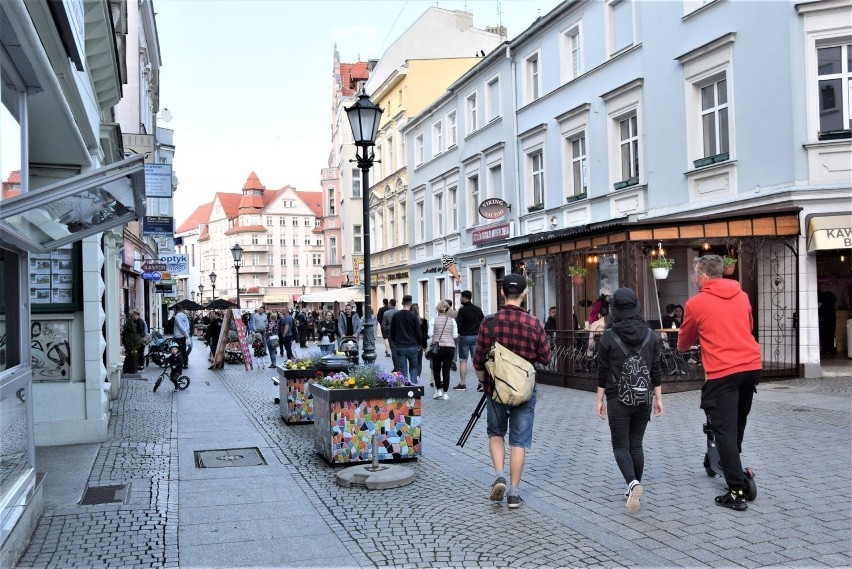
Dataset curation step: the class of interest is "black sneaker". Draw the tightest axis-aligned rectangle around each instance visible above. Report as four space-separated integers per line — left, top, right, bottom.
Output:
489 477 506 501
715 488 748 511
452 384 467 391
507 495 524 509
451 361 457 371
477 384 484 392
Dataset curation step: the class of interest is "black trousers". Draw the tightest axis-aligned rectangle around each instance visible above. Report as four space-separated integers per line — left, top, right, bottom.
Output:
173 336 187 369
700 369 761 490
607 399 651 484
431 347 455 391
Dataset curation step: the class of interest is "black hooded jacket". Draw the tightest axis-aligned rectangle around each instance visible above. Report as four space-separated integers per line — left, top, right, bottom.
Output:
596 316 662 399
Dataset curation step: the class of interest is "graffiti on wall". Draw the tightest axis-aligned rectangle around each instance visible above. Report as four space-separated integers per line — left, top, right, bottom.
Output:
31 320 71 380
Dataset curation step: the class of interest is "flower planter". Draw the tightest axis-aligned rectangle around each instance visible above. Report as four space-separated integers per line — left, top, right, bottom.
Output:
723 262 737 276
652 267 670 280
572 276 585 286
278 368 320 424
309 383 425 464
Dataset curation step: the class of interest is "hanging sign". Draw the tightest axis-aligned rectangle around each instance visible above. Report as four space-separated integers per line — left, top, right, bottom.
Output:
144 164 173 198
472 221 510 245
479 198 509 220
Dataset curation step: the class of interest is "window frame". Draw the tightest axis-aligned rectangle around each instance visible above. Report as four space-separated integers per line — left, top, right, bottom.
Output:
525 51 541 103
466 91 478 134
486 75 501 121
447 111 457 147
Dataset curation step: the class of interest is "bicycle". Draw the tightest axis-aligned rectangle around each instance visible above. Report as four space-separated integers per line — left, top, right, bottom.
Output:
153 365 190 392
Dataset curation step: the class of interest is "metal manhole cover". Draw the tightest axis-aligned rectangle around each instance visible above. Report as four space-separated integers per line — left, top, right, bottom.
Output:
80 484 128 505
194 447 267 468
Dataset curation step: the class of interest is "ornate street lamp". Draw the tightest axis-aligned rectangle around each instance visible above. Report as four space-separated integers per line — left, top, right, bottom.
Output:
230 244 243 308
209 271 217 302
191 290 196 301
198 283 204 304
345 89 383 364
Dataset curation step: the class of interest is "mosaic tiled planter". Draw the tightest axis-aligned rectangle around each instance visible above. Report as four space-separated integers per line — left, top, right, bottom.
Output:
309 383 425 464
278 368 320 424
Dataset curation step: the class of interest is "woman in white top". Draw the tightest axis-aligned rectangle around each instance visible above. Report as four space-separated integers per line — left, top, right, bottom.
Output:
428 300 459 400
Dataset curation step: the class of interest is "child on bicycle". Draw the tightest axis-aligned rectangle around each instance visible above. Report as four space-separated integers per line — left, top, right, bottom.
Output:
165 343 184 387
252 332 268 369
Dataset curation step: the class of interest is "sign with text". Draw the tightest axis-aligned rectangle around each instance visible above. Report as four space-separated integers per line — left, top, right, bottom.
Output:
472 222 510 245
158 254 189 276
479 198 509 220
144 164 173 198
143 215 173 237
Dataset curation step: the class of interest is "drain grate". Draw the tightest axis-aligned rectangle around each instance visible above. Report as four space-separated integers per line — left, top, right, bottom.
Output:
80 484 128 505
194 447 267 468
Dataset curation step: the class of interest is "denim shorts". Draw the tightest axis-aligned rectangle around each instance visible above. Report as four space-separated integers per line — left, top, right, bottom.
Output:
485 390 537 448
458 335 478 360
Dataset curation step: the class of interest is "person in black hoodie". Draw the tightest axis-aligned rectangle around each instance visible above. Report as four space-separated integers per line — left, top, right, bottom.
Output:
595 288 663 514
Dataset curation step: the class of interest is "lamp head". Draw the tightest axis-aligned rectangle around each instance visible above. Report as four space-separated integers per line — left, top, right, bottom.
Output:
230 243 243 265
345 90 383 147
209 271 217 285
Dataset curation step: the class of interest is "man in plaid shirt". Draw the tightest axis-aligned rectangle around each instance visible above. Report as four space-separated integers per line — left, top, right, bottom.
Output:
473 273 552 509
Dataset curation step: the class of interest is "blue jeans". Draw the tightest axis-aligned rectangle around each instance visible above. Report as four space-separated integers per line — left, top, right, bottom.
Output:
395 346 420 385
458 335 478 360
606 398 651 484
486 389 537 448
265 339 278 367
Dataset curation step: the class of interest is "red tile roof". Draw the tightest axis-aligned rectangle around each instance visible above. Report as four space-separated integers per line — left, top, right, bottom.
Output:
224 225 267 236
296 190 323 218
175 202 213 234
242 171 265 191
340 61 369 96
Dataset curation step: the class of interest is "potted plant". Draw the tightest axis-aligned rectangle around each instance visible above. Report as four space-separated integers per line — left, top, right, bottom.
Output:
310 365 425 464
649 256 675 279
722 255 737 276
277 351 326 424
568 266 587 285
121 318 142 374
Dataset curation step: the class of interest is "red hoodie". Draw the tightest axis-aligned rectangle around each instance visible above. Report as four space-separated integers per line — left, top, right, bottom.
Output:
677 278 762 380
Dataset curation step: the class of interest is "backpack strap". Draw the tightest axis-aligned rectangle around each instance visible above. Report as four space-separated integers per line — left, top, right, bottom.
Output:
612 328 653 356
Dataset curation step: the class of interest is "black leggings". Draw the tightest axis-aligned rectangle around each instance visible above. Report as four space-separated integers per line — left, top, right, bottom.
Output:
607 399 652 484
431 347 455 391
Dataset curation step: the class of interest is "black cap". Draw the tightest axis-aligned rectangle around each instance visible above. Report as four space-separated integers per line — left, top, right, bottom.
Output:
611 287 641 318
502 274 527 296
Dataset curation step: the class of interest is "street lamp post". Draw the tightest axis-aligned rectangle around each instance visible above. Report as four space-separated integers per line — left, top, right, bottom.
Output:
198 283 204 305
345 89 383 364
301 284 306 307
230 244 243 308
191 290 196 302
209 272 217 302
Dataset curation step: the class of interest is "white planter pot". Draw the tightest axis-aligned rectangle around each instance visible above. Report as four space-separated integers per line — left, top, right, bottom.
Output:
652 267 670 280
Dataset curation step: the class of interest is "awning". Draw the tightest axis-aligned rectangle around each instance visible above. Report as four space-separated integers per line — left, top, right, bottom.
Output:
807 213 852 253
300 286 365 304
0 154 147 253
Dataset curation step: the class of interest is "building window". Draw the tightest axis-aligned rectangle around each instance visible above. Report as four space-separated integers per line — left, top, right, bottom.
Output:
354 224 362 253
526 53 540 103
433 121 443 155
817 44 852 134
571 134 588 197
447 111 457 146
279 217 285 226
293 257 300 266
386 134 394 173
251 234 258 244
388 205 395 246
266 216 272 226
466 92 478 133
449 187 458 232
608 0 634 56
416 200 425 241
315 218 321 226
280 238 285 245
468 174 479 225
530 151 545 207
282 280 288 287
701 77 729 158
487 76 500 121
400 205 406 243
352 169 361 198
313 274 323 286
434 192 444 236
312 253 322 265
266 235 273 244
292 238 298 245
268 274 275 286
619 115 639 181
252 254 259 266
415 134 424 166
329 237 338 264
488 164 502 201
564 25 582 82
293 278 300 287
281 258 287 266
304 218 311 226
292 218 298 226
267 254 274 266
328 188 336 215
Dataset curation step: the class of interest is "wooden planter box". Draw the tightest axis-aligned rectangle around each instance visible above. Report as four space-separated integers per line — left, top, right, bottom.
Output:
309 383 425 464
278 368 321 424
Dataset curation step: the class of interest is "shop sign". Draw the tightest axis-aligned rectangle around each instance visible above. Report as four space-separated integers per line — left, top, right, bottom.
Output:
479 198 509 220
353 258 360 285
472 222 510 245
158 254 189 276
143 215 174 237
144 164 173 198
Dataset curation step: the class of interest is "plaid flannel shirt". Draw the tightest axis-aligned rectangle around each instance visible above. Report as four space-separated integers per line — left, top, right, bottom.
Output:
472 304 552 375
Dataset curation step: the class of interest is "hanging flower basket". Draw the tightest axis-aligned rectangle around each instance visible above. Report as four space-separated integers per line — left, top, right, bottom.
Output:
572 276 585 285
648 256 674 280
652 267 670 280
568 266 587 285
722 255 737 276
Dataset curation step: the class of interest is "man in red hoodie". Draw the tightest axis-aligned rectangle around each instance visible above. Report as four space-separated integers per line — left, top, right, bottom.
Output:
678 254 762 511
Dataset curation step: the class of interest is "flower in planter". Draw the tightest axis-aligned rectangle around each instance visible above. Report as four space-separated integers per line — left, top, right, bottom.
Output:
316 365 412 389
285 351 323 370
648 256 675 270
722 255 737 267
568 266 587 278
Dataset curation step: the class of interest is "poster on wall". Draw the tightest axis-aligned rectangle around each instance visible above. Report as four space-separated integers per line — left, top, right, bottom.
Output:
29 246 74 305
31 319 71 380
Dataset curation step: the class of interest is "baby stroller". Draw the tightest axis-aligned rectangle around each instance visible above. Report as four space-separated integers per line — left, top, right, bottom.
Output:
338 336 360 365
703 413 757 500
145 331 168 367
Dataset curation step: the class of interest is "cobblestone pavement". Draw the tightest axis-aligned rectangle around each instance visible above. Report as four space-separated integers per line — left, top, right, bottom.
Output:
16 344 852 568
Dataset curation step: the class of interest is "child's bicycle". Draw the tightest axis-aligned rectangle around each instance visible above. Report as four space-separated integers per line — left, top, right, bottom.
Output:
153 365 190 392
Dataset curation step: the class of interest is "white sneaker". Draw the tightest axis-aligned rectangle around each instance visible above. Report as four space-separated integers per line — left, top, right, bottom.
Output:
442 392 449 400
433 390 443 399
626 480 643 513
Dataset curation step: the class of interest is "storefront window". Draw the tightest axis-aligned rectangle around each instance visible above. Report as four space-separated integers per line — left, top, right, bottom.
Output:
0 248 21 371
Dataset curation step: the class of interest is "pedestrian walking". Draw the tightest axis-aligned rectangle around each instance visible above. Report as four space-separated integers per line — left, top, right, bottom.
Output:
278 307 295 361
252 332 268 369
265 314 279 368
382 299 399 370
131 308 149 371
317 311 337 355
678 254 762 511
337 303 362 349
453 290 484 391
171 304 191 369
410 303 429 384
428 300 458 400
250 306 268 338
389 295 422 384
376 298 391 357
473 274 552 509
595 288 663 513
444 299 459 371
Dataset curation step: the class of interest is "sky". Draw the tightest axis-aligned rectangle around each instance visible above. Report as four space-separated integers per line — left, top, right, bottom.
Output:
155 0 563 223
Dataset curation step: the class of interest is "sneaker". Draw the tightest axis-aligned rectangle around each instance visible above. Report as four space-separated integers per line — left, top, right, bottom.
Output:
626 480 643 513
432 390 443 399
451 361 457 371
385 352 391 357
452 384 467 391
489 477 506 501
715 488 748 511
429 382 435 387
507 495 524 509
477 384 484 392
442 392 449 400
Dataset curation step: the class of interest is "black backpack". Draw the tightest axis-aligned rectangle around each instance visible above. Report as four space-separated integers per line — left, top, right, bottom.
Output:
610 330 653 406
